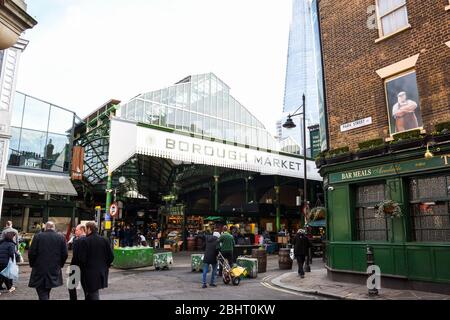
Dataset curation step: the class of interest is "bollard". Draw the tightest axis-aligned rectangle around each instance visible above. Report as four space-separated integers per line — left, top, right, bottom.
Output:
367 245 378 296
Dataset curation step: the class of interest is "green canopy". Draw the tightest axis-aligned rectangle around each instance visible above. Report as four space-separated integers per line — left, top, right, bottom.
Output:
204 216 225 222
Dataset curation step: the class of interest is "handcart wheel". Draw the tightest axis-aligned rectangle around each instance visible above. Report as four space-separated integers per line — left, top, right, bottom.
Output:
232 277 240 286
223 275 231 285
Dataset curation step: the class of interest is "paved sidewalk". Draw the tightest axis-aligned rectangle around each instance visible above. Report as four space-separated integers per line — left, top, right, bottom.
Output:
271 268 450 300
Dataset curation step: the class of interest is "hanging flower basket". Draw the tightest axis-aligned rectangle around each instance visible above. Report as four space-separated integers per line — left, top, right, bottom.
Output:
375 200 402 218
309 207 326 221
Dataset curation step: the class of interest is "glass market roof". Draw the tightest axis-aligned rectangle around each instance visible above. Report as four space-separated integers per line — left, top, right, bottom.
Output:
118 73 279 151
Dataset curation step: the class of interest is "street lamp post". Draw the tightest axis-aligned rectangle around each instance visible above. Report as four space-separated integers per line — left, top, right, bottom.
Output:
284 94 312 271
283 94 308 213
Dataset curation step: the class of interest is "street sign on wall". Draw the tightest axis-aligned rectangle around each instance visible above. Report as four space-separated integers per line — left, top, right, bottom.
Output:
109 202 118 217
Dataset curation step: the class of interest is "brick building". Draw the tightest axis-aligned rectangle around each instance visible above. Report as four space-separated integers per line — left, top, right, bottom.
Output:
317 0 450 292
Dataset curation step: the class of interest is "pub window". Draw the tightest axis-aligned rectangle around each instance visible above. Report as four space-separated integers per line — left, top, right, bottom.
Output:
409 176 450 242
375 0 409 37
355 183 390 241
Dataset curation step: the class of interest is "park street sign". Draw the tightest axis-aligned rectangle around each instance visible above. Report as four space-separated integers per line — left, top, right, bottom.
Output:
340 117 372 132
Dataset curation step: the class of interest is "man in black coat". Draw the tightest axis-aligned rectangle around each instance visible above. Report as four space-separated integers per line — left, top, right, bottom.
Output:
78 221 114 300
68 224 86 300
28 221 68 300
201 231 220 289
293 229 312 278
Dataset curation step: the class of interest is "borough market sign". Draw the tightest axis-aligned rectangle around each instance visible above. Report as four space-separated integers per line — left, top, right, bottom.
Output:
329 154 450 183
108 118 322 181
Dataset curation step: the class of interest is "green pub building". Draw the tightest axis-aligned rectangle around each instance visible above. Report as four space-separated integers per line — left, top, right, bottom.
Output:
317 0 450 292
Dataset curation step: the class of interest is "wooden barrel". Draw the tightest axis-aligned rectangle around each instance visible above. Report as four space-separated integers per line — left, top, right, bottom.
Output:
278 248 293 270
187 237 196 251
251 248 267 273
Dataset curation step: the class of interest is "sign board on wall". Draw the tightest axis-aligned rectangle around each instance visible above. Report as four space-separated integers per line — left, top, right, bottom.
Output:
329 154 450 183
71 146 84 180
108 119 322 181
340 117 372 132
308 125 321 158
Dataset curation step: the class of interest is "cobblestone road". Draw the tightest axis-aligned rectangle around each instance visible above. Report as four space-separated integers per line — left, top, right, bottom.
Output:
0 252 328 300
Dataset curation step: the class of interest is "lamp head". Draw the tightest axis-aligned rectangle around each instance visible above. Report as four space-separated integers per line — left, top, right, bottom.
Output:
283 116 296 129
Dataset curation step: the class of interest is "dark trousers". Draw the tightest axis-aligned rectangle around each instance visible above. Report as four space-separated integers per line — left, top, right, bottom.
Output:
219 251 233 275
69 288 78 300
0 275 13 290
85 290 100 300
36 287 51 300
296 255 306 276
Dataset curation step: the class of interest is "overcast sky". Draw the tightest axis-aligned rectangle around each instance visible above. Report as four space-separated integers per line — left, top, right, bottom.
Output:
17 0 292 135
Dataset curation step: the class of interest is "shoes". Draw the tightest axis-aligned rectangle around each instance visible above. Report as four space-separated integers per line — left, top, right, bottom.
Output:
202 284 207 289
300 275 305 279
8 287 15 293
209 283 217 287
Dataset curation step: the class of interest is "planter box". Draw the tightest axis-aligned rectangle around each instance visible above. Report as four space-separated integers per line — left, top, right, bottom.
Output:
432 133 450 144
354 146 386 159
113 247 154 269
191 253 205 272
237 257 258 278
315 158 326 168
389 139 424 152
154 252 173 270
325 153 352 164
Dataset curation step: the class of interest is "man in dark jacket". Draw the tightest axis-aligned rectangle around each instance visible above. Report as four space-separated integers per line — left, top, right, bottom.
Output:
78 221 114 300
68 224 86 300
293 229 312 278
202 231 220 289
0 232 20 292
28 221 68 300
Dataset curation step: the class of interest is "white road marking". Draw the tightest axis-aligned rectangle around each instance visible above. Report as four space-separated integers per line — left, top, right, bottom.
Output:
260 275 319 299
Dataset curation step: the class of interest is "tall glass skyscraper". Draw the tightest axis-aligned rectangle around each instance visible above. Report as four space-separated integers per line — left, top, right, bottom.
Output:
280 0 322 156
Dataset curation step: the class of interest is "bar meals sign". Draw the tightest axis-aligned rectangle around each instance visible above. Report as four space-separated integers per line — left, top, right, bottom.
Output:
329 154 450 183
340 117 372 132
108 118 322 181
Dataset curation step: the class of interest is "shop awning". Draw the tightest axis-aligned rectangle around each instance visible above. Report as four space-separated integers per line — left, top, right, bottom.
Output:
307 219 326 227
5 171 78 196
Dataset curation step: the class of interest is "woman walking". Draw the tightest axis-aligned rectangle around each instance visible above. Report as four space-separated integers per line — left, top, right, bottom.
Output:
0 232 20 293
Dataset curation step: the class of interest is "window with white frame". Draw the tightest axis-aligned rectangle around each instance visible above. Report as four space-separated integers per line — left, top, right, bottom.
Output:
376 0 409 37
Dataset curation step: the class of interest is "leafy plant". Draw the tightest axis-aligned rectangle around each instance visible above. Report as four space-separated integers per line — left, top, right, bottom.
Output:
433 121 450 135
375 200 402 218
324 146 350 159
358 138 384 151
390 129 422 144
308 207 326 221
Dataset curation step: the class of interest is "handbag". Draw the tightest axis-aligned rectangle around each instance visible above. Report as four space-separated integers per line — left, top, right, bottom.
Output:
0 254 19 281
